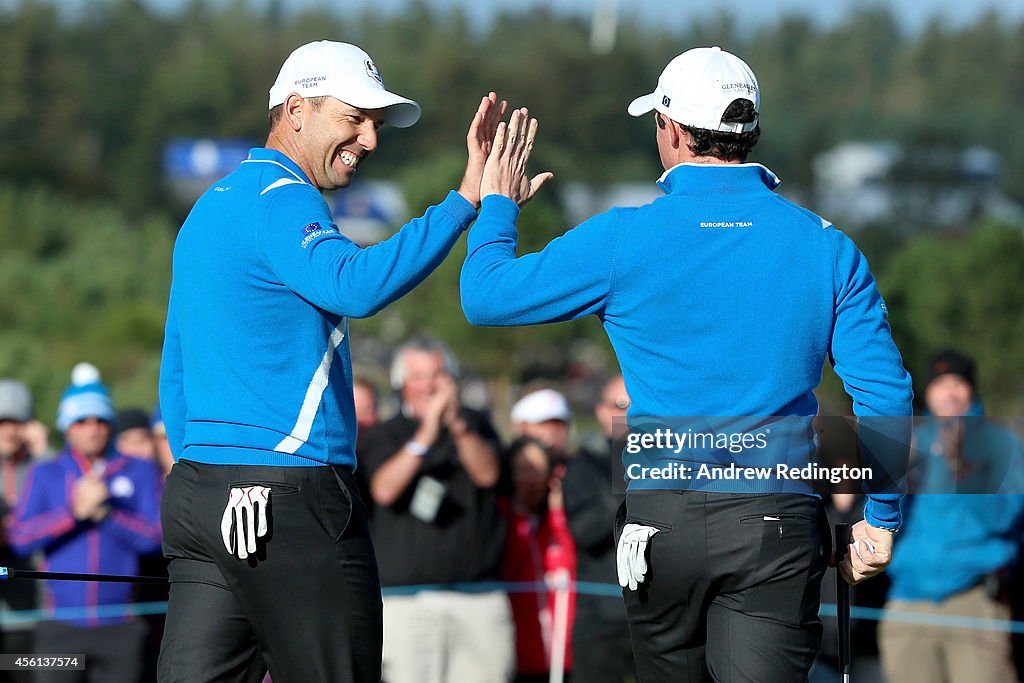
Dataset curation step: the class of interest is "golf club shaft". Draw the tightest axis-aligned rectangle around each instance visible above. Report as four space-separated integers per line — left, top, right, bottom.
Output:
835 523 852 682
1 567 167 583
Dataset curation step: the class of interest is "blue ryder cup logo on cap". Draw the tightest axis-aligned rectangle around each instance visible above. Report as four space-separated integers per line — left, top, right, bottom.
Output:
364 59 384 86
662 95 671 108
303 222 322 235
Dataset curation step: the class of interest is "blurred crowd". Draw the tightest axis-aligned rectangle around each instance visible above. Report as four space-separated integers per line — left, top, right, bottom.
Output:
1 343 1023 683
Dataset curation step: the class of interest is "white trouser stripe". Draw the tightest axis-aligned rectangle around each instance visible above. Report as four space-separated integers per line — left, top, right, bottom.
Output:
275 323 346 454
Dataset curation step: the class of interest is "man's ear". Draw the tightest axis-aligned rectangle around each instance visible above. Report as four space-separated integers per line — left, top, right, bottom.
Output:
283 93 305 132
670 121 686 150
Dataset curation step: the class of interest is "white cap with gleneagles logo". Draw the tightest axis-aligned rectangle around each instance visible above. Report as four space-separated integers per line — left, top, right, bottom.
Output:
268 41 422 128
627 46 759 134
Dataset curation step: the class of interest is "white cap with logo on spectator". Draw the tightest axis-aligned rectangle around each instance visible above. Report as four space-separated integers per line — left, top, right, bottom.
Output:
511 389 572 424
627 46 759 134
269 40 422 128
0 379 33 423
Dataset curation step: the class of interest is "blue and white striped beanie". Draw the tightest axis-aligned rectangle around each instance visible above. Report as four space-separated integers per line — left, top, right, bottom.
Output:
56 363 115 432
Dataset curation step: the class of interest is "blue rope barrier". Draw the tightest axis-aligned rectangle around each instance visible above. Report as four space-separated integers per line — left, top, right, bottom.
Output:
819 603 1024 635
0 601 170 626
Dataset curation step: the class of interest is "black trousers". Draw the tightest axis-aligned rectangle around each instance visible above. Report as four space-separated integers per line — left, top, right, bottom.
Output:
620 491 829 683
157 461 382 683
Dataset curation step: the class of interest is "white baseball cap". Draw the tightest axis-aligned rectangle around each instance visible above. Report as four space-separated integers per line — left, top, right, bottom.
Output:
511 389 572 424
627 46 759 134
268 41 421 128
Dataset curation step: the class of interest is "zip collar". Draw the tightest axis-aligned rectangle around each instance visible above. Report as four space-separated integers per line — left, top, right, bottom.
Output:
656 162 782 196
242 148 313 186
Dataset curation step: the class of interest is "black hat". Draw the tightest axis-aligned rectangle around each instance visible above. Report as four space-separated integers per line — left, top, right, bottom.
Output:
927 349 976 389
116 408 152 435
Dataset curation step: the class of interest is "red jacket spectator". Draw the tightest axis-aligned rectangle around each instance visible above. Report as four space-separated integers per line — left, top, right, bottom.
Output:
500 437 577 677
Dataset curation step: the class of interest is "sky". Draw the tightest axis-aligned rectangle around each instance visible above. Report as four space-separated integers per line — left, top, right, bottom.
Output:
18 0 1024 34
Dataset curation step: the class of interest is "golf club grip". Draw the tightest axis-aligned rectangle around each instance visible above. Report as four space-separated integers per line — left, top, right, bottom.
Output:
834 523 852 680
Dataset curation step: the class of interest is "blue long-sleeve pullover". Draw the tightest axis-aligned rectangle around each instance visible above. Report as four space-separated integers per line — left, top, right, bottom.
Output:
461 163 913 528
160 148 477 469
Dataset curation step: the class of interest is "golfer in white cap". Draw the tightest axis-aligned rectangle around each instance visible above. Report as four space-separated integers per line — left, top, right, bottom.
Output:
461 46 912 682
158 40 549 683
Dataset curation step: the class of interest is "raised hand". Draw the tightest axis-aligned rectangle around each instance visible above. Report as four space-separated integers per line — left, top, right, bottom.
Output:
480 107 554 206
457 92 508 208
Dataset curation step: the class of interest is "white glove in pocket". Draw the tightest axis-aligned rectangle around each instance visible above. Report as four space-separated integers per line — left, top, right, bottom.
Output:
616 523 660 591
221 486 271 560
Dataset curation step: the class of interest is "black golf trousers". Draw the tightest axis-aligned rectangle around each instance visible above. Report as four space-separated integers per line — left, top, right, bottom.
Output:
157 460 382 683
620 490 830 683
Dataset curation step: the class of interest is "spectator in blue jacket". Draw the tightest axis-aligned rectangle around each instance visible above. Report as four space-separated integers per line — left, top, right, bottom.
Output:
880 349 1024 683
8 363 162 683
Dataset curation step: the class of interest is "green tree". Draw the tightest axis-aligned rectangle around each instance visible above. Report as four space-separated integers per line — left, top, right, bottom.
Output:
0 184 174 423
879 222 1024 414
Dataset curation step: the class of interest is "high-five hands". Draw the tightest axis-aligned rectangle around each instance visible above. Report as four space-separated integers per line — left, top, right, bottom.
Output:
480 107 553 206
458 92 508 209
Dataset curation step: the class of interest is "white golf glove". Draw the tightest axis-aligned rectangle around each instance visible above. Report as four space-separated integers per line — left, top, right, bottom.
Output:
617 523 660 591
221 486 271 560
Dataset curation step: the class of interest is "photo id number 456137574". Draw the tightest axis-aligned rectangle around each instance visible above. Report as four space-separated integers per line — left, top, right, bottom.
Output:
0 655 84 670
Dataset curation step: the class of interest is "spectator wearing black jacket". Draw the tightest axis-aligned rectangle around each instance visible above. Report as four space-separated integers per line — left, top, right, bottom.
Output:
561 375 636 683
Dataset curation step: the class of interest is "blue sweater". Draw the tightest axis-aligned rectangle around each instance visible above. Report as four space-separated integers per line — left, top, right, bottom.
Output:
9 449 162 626
461 163 913 528
160 148 477 469
887 415 1024 601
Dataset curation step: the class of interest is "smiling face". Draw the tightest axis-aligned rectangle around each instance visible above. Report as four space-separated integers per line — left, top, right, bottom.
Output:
274 95 386 191
306 97 385 190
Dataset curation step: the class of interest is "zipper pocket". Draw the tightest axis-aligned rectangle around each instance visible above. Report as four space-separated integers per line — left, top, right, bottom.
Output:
738 513 813 525
739 512 814 539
